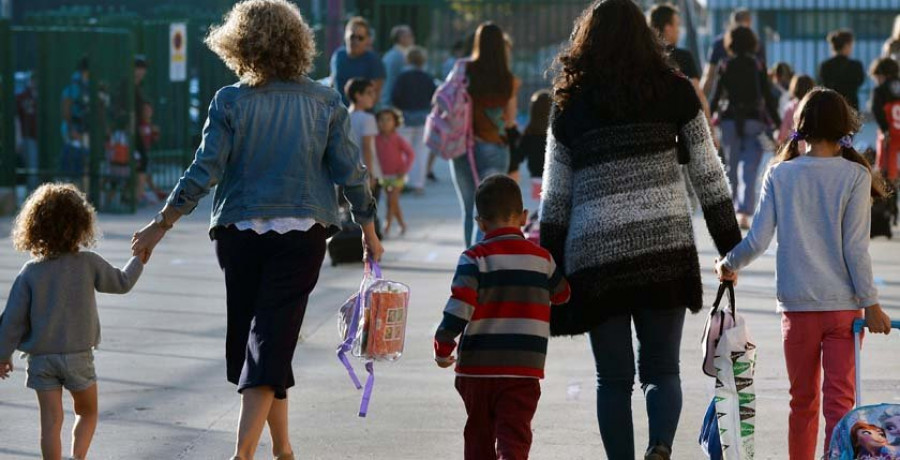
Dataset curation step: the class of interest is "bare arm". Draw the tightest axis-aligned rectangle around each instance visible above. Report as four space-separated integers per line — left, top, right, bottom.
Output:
362 135 376 184
691 77 712 122
700 63 718 96
504 79 521 128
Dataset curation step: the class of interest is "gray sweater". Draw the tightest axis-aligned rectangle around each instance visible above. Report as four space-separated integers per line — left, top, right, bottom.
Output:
723 155 878 311
0 252 143 360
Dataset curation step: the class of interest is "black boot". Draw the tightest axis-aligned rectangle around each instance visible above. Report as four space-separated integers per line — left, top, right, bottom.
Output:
644 444 671 460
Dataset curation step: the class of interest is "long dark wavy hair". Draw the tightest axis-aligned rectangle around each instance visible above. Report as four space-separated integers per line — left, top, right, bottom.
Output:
552 0 672 118
467 22 513 98
776 87 886 198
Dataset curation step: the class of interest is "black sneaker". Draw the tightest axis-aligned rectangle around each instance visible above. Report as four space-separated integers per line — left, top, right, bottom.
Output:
427 172 438 182
644 445 671 460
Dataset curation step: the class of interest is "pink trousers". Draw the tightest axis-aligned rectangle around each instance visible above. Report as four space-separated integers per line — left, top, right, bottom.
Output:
782 310 863 460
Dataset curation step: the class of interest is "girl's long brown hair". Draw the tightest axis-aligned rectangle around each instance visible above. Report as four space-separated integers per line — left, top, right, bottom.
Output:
524 90 552 136
776 87 887 198
467 22 513 99
552 0 672 118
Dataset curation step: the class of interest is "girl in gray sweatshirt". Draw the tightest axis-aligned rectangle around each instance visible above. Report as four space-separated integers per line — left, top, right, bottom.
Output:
716 88 892 458
0 183 142 460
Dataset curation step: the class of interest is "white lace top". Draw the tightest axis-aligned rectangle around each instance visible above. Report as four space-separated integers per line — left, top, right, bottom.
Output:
233 218 321 235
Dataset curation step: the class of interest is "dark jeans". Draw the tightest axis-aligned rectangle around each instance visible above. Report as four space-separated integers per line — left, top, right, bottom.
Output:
589 307 686 459
455 377 541 460
214 225 327 399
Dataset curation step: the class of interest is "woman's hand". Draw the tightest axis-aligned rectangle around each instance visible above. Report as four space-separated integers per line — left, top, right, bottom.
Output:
865 303 892 335
715 258 738 286
131 221 168 263
361 222 384 262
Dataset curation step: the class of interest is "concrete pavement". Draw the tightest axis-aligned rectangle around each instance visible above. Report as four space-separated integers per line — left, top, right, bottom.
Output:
0 164 899 459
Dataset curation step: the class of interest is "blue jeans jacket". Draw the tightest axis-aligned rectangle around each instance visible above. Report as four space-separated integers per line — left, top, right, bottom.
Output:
167 78 375 236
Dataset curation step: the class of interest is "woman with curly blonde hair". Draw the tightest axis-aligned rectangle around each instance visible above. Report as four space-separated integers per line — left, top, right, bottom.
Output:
131 1 382 458
0 183 143 460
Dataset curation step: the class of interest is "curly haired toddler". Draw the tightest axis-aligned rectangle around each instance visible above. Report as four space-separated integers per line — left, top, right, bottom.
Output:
0 183 143 460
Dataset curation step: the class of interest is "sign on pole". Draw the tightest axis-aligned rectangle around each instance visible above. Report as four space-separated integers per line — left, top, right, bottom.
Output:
169 22 187 82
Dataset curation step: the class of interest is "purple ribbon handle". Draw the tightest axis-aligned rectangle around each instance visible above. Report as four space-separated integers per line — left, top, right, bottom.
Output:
358 361 375 417
336 292 363 390
336 257 382 417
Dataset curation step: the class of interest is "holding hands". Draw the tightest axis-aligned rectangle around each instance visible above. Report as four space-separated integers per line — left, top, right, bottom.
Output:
715 258 738 286
132 208 177 264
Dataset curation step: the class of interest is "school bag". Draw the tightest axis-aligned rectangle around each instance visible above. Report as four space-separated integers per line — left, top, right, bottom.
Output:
424 58 480 182
827 318 900 459
336 259 410 417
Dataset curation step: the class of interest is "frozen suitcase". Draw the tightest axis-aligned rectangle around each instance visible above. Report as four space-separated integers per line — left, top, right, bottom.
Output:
827 318 900 460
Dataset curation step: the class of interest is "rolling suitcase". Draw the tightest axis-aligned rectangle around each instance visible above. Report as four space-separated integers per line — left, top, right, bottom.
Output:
328 206 364 266
827 318 900 459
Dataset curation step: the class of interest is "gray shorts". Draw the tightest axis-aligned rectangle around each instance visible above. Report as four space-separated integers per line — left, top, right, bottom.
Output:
26 350 96 392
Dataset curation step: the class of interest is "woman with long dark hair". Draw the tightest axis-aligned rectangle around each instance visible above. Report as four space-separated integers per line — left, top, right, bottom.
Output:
450 22 520 245
540 1 741 458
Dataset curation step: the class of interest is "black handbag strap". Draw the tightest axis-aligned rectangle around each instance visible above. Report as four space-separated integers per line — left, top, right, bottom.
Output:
711 281 736 318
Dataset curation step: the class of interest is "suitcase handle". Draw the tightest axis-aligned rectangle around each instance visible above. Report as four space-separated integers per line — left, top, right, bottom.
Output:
852 318 900 333
852 318 900 407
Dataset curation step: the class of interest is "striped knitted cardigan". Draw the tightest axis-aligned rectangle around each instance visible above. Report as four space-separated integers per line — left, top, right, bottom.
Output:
540 75 742 336
434 228 571 378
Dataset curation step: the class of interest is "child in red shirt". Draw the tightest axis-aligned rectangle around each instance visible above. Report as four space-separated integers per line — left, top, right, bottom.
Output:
375 108 415 236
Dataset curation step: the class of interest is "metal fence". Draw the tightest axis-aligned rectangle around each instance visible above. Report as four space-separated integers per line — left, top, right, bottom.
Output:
362 0 590 115
707 0 898 118
11 26 136 213
0 19 13 195
0 7 236 214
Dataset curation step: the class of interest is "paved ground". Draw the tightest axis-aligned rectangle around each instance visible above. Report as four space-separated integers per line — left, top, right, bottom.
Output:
0 163 899 460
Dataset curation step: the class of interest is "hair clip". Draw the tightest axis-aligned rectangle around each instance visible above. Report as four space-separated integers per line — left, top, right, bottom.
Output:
839 135 853 149
789 131 805 142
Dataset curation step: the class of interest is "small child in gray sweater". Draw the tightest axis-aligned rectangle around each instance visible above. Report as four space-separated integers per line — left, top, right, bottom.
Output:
0 183 143 460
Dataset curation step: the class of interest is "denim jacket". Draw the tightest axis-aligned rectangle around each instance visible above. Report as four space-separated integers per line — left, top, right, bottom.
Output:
167 78 375 237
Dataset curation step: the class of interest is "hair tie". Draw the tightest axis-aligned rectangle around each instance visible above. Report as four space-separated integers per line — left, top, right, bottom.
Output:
839 135 853 149
789 131 805 142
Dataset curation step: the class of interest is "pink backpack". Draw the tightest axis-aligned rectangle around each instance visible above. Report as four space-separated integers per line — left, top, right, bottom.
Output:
425 59 479 182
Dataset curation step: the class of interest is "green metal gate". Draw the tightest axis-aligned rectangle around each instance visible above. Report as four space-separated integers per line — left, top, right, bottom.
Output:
0 19 13 194
1 7 238 213
12 26 136 213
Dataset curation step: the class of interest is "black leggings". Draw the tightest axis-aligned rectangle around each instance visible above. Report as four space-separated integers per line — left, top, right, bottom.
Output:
214 225 327 399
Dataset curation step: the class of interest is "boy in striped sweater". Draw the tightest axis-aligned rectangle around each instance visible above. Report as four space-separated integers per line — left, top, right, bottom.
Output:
434 174 571 460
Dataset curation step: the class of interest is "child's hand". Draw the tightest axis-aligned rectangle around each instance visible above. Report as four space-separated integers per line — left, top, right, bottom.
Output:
0 360 13 379
435 356 456 369
715 258 738 286
865 303 892 335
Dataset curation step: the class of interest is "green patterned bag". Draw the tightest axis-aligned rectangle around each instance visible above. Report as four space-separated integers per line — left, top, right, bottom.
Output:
714 312 757 459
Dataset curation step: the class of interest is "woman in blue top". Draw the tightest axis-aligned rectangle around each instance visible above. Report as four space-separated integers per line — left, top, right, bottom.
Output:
131 2 382 459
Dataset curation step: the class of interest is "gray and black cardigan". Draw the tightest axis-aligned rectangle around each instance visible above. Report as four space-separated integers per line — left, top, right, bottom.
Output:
540 74 742 336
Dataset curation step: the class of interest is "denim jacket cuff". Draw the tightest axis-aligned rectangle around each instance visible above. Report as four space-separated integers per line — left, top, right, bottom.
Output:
351 202 377 226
